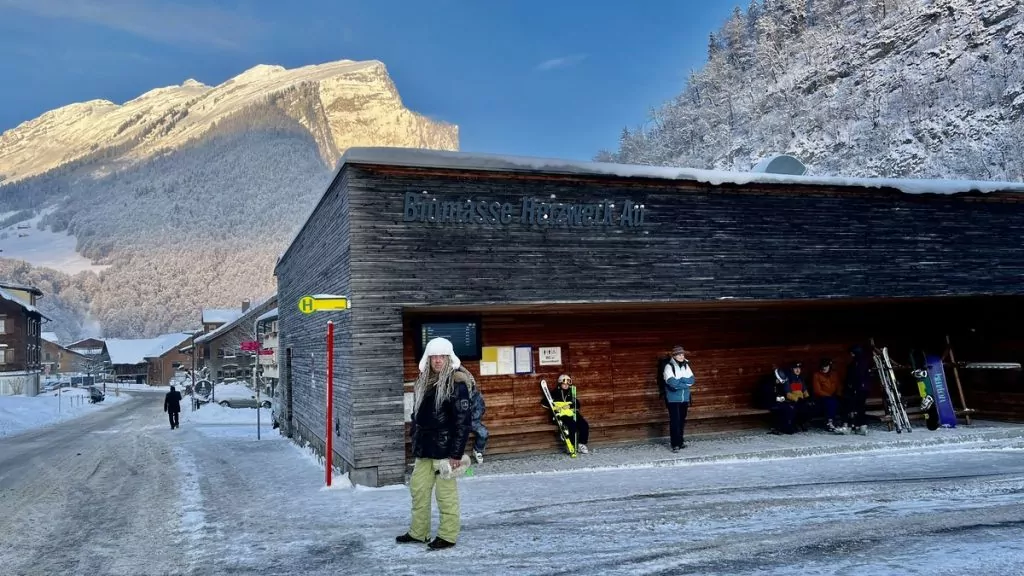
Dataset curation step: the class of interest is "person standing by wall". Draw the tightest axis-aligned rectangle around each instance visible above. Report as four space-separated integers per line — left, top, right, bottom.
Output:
844 345 871 435
662 345 695 452
396 337 473 550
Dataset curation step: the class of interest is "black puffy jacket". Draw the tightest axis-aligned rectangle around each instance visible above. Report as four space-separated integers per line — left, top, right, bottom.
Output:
411 371 472 460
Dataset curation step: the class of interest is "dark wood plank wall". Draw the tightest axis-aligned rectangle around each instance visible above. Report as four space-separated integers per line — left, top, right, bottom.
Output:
279 161 1024 484
275 171 362 481
956 327 1024 422
402 296 1024 455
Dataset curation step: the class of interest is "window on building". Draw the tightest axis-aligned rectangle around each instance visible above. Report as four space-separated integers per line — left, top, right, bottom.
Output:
0 317 7 334
0 349 7 364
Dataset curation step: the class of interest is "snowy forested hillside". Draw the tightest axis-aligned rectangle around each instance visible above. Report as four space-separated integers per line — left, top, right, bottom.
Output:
598 0 1024 181
0 60 457 338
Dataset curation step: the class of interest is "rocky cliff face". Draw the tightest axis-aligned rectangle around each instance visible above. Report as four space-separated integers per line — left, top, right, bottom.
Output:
0 59 459 339
0 60 457 182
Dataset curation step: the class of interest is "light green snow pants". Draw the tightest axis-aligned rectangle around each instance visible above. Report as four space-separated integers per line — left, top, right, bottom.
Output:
408 458 461 542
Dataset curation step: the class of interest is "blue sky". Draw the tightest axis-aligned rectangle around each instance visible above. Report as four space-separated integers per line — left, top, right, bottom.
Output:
0 0 738 161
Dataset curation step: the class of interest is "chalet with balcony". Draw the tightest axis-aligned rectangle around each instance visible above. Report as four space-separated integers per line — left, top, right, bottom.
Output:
0 282 48 396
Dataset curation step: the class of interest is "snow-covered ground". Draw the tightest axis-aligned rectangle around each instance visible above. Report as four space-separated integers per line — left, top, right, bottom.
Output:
168 422 1024 576
0 207 108 273
0 387 129 438
3 401 1023 576
181 399 272 429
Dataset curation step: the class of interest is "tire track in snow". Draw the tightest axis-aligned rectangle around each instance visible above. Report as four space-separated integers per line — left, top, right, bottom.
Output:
173 444 207 575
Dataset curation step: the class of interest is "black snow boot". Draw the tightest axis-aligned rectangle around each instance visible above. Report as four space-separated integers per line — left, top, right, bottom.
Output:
396 533 428 544
428 537 456 550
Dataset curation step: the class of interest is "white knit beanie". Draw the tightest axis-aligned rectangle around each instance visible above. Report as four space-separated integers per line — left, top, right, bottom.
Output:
418 337 462 372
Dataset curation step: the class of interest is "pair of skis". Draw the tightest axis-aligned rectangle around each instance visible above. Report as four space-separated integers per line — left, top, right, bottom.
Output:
540 380 578 458
872 347 913 433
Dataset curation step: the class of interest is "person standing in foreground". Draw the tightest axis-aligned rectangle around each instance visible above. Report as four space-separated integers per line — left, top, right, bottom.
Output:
164 385 182 430
397 337 473 550
662 345 695 452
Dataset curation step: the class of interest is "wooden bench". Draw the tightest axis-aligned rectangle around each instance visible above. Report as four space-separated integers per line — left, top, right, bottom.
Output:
405 406 773 456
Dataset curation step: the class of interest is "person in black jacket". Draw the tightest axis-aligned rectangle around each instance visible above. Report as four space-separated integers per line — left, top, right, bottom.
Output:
844 344 871 435
164 385 182 430
396 337 473 550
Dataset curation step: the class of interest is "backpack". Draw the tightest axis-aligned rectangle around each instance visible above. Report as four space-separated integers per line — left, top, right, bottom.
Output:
469 385 486 422
656 356 671 402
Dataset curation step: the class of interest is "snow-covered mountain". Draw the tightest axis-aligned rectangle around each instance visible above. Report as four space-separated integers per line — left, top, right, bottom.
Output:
0 59 458 339
0 60 457 183
599 0 1024 181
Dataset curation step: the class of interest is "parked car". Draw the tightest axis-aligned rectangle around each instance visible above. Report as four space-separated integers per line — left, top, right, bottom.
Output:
88 386 105 403
201 382 271 409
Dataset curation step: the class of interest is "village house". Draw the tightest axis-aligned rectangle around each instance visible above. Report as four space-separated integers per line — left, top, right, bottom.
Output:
41 332 88 376
0 282 47 396
67 338 109 362
256 307 280 411
146 331 200 386
105 333 195 384
195 296 277 384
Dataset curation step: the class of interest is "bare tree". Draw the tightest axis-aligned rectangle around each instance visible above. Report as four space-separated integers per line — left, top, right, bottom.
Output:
73 353 111 390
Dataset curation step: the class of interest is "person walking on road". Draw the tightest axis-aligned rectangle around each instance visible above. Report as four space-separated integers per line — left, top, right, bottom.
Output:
164 385 182 430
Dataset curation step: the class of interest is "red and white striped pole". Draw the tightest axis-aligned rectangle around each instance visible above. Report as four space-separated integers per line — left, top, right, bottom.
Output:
326 320 334 487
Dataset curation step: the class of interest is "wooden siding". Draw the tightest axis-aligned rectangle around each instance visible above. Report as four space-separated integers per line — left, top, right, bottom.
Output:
148 345 193 386
402 296 1024 455
277 162 1024 486
275 171 362 482
0 299 40 372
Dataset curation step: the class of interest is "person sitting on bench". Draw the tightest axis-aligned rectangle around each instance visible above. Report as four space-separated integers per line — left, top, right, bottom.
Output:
544 374 590 454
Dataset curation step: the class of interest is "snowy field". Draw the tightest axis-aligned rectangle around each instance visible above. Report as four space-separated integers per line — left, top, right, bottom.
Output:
0 387 129 438
0 207 108 273
2 399 1023 576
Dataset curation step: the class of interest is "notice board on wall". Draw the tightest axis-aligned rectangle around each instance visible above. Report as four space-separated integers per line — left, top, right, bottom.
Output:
515 346 533 374
481 345 524 376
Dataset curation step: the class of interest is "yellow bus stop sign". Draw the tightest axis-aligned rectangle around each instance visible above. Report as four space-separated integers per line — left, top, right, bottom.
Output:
298 295 350 314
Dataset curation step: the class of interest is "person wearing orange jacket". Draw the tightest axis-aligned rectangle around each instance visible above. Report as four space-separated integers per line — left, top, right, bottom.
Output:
812 358 845 433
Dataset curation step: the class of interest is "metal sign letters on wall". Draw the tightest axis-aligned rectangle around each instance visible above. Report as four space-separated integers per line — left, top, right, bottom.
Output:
402 192 647 228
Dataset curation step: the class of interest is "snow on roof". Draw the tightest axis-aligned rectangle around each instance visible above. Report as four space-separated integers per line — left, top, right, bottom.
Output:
339 147 1024 196
0 282 43 296
256 307 278 323
41 332 60 344
106 333 193 365
277 147 1024 269
202 308 244 324
195 296 277 345
0 288 48 318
